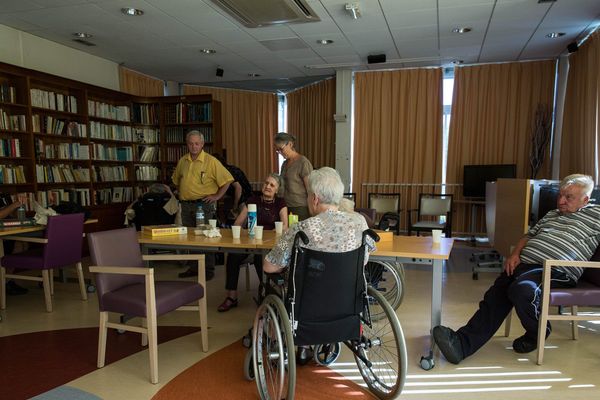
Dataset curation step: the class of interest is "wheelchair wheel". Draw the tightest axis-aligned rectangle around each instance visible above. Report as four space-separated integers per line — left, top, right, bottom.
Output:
244 349 255 381
314 342 341 366
366 261 405 320
252 294 296 400
354 286 407 399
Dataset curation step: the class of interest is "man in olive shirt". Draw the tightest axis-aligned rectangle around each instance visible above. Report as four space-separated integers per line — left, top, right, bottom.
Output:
172 130 233 279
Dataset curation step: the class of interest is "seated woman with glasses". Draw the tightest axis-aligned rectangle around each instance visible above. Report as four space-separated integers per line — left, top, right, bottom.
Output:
218 174 288 312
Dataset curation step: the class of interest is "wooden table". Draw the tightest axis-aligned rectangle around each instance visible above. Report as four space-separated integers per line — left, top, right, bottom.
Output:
139 229 454 369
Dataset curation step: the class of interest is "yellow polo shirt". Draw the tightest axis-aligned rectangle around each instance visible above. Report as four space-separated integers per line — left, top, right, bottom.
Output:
171 151 233 201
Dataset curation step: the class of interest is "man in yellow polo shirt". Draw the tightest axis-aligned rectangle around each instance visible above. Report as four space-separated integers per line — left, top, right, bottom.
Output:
172 130 233 279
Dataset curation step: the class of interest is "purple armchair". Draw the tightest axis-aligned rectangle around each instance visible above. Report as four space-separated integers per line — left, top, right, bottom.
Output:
87 227 207 384
0 213 87 312
536 248 600 364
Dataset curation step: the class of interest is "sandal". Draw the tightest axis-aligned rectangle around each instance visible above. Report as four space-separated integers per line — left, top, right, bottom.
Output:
218 297 238 312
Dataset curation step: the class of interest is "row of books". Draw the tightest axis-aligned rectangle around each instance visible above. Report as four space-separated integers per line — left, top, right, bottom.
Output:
96 186 133 204
89 121 133 142
36 164 90 183
30 88 78 113
134 127 159 143
164 102 212 124
88 100 131 122
0 164 26 184
0 109 26 131
0 137 21 157
137 146 159 162
164 145 187 162
32 116 87 137
92 165 128 182
135 165 160 181
35 139 90 160
36 188 91 208
90 143 132 161
0 82 17 103
7 192 34 211
132 103 159 125
164 126 213 143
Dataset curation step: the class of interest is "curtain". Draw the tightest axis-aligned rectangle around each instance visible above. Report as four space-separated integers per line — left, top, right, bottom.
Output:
446 60 556 233
560 31 600 181
447 60 556 184
353 68 443 209
286 78 336 169
183 85 278 182
118 66 164 97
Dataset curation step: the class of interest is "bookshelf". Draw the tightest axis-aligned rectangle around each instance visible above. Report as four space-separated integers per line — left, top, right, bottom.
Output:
0 62 223 230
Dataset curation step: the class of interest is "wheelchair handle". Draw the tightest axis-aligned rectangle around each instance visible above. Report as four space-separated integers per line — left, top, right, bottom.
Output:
293 231 310 246
363 229 380 243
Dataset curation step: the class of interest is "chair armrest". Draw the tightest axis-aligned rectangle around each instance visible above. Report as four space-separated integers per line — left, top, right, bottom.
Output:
89 266 152 275
544 259 600 269
142 254 205 262
0 235 48 244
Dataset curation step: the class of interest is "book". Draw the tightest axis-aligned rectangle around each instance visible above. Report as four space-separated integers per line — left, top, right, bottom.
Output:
142 224 188 237
0 218 36 228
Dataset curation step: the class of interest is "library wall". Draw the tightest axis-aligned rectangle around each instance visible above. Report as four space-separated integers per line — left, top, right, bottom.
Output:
0 24 120 91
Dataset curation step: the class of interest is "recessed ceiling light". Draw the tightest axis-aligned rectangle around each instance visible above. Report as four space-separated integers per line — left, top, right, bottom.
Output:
121 7 144 16
546 32 566 38
248 73 261 77
200 48 216 54
316 39 334 45
452 27 472 34
73 32 92 38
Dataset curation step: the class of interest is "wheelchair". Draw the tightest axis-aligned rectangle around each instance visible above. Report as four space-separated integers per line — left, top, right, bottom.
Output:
250 229 407 400
365 260 405 318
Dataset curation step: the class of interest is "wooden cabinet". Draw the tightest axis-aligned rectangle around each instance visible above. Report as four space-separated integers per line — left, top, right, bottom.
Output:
0 62 222 230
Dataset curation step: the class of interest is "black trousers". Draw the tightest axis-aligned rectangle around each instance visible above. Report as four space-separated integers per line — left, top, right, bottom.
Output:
181 201 216 273
225 253 263 291
457 263 576 358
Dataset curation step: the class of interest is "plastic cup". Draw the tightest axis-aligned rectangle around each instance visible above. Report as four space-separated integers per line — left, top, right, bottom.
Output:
432 229 442 244
255 225 264 240
231 226 241 239
274 221 283 235
208 219 217 229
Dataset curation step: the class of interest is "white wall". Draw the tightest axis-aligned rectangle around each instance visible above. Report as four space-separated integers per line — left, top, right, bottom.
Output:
0 24 119 90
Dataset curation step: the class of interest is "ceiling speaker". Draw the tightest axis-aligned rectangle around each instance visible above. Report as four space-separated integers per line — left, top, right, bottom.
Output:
367 54 386 64
216 67 224 77
567 42 579 54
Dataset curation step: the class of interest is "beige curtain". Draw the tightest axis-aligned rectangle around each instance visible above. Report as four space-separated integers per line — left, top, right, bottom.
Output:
560 31 600 181
118 66 164 97
183 85 278 182
447 60 556 184
286 78 336 169
446 60 555 233
353 68 443 209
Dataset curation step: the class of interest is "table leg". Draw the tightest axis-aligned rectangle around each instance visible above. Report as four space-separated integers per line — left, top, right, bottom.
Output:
420 258 443 370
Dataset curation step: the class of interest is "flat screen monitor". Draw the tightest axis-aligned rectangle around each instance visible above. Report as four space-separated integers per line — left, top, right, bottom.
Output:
463 164 517 198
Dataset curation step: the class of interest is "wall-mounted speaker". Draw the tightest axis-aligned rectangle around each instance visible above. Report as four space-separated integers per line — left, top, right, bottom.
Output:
216 67 224 77
567 42 579 54
367 54 386 64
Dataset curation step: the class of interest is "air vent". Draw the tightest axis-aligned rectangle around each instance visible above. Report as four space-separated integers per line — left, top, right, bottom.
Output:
210 0 320 28
72 39 96 46
537 0 556 3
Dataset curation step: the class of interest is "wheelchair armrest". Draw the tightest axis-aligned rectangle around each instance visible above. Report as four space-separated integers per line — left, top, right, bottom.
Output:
363 229 380 243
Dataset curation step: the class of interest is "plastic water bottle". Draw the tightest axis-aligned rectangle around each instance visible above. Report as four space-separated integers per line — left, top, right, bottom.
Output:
17 205 26 221
247 204 257 238
195 205 205 228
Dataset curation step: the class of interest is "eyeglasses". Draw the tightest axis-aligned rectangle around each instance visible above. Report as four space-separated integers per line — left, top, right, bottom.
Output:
274 143 288 153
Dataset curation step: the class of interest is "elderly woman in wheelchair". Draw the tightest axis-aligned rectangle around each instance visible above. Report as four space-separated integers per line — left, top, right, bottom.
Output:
246 167 407 400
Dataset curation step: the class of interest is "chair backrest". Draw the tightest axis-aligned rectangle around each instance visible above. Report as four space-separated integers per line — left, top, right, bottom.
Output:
419 194 452 217
43 213 85 268
132 192 175 230
582 243 600 286
368 193 401 215
87 227 145 305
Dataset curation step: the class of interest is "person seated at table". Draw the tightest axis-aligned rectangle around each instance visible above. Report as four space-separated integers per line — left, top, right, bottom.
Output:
264 167 376 363
433 174 600 364
126 183 178 230
0 195 27 295
217 174 288 312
